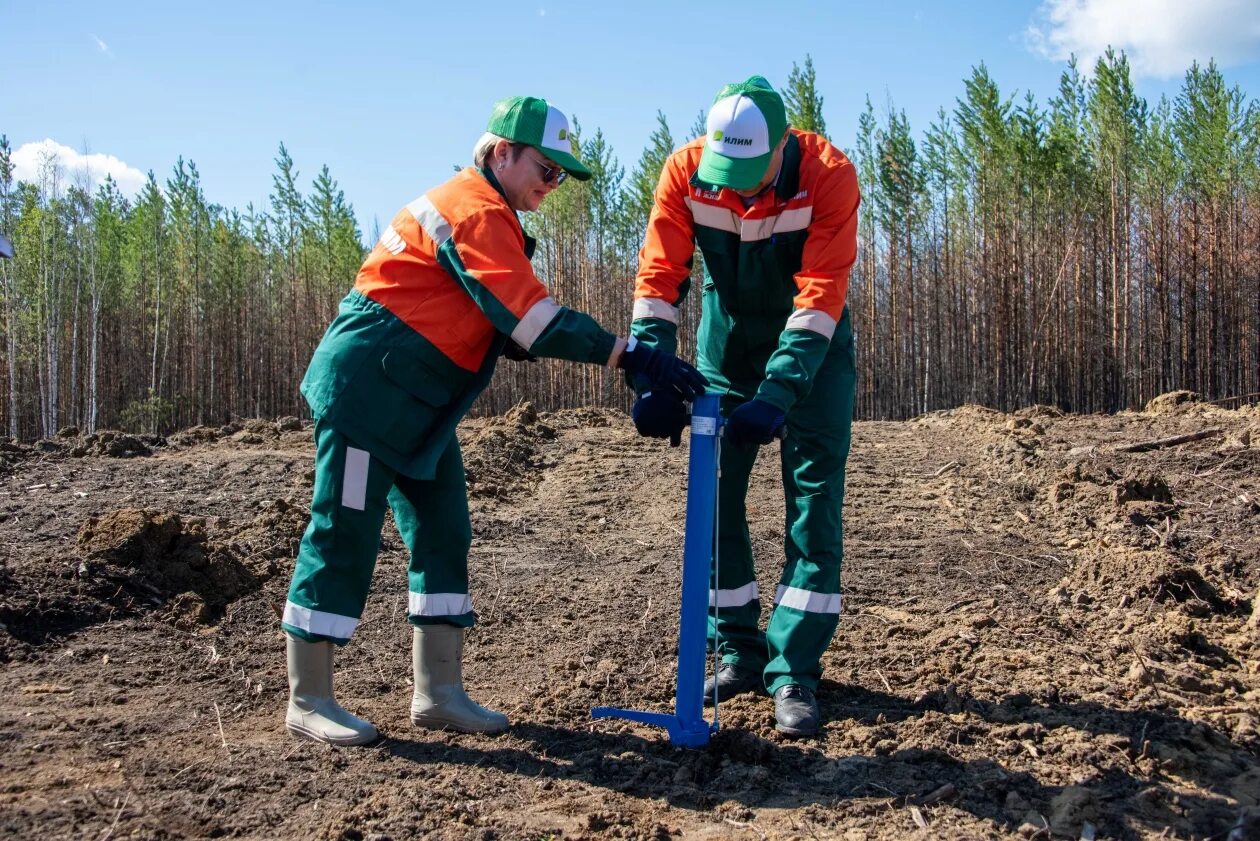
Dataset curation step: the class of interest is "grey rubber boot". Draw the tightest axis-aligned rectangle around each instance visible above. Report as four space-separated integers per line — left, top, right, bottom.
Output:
411 625 508 734
285 635 378 746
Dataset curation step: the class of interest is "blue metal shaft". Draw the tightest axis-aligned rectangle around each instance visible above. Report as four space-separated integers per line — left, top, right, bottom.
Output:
591 393 721 748
673 392 720 740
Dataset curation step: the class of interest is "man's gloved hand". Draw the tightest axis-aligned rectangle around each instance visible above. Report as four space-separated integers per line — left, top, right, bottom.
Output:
502 339 537 362
631 391 688 447
725 399 785 447
618 341 708 400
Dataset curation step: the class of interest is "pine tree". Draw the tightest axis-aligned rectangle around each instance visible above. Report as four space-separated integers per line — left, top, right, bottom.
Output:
626 112 675 238
783 55 827 137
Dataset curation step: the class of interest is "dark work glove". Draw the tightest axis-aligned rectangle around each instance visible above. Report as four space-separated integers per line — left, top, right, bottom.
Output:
631 391 688 447
502 339 537 362
725 399 785 447
618 341 708 400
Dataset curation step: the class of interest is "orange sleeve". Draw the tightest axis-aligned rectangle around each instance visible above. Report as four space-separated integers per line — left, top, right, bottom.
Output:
448 206 551 322
793 161 860 318
634 152 696 308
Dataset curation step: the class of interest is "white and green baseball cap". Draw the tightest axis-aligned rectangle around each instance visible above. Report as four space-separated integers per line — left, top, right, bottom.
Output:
487 96 592 181
697 76 788 190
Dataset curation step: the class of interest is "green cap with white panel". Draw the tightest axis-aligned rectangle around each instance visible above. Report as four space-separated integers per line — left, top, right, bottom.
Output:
486 96 591 181
697 75 788 191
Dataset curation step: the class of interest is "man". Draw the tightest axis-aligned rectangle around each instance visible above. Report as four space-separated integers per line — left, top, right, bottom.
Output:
282 95 706 746
629 76 859 737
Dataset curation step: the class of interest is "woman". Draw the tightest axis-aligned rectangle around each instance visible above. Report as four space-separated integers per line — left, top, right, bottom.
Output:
282 96 706 745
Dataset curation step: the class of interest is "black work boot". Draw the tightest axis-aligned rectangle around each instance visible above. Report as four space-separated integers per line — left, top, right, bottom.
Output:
773 684 820 737
703 662 764 705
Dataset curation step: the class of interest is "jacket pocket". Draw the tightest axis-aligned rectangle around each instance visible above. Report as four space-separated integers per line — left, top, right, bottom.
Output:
375 351 456 454
380 350 456 406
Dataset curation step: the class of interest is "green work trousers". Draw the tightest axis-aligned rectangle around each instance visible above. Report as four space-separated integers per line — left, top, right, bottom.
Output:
282 419 475 645
708 337 857 694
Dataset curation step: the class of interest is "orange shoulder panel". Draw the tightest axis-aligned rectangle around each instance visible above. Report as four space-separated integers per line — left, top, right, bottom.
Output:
790 130 861 319
635 140 704 305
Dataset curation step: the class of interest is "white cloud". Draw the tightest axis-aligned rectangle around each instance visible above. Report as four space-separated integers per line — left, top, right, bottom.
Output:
92 34 111 55
1026 0 1260 78
12 139 147 198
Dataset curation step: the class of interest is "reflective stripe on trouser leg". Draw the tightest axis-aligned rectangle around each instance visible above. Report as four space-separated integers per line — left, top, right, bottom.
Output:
283 419 397 644
391 437 475 628
765 320 857 694
709 416 767 671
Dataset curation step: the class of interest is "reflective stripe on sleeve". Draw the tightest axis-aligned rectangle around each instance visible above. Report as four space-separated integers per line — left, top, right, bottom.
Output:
710 581 760 608
406 195 453 245
409 592 474 617
774 585 842 614
510 296 562 350
283 601 359 639
633 297 679 324
784 308 838 339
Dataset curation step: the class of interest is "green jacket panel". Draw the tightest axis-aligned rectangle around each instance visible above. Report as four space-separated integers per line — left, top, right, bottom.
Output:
300 290 503 480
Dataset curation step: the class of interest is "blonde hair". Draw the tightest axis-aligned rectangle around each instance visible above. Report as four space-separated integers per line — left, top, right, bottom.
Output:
473 132 505 168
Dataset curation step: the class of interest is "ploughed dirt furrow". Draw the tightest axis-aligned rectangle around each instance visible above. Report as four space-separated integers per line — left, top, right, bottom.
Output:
0 400 1256 840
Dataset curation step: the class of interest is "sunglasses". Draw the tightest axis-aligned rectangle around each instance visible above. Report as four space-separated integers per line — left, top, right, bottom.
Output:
526 151 568 186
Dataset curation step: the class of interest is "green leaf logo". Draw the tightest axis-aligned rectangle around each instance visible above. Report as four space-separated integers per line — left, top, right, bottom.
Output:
713 130 724 141
558 128 568 140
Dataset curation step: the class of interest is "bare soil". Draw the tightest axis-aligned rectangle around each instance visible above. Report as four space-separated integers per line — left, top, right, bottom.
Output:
1 397 1257 840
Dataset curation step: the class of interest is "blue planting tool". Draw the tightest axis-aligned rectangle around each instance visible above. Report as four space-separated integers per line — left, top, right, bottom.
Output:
591 392 722 748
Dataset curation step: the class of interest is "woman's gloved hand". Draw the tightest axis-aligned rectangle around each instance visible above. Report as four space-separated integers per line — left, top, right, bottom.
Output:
618 341 708 400
725 399 785 447
631 391 688 447
501 339 537 362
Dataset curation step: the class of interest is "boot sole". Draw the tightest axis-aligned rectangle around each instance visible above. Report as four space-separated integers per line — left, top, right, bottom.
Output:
286 720 378 746
410 713 508 735
774 722 819 738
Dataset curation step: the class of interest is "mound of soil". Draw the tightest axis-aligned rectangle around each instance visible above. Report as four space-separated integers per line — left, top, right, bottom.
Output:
462 401 556 498
75 509 256 627
0 498 306 652
1145 390 1202 413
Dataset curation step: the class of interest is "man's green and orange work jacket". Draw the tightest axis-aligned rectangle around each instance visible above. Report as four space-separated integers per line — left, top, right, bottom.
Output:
632 129 859 405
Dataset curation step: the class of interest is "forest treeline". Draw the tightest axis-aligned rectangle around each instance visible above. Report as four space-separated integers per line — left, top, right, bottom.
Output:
2 53 1257 440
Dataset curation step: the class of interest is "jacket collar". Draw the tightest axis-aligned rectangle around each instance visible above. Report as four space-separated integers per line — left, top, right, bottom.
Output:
478 166 536 259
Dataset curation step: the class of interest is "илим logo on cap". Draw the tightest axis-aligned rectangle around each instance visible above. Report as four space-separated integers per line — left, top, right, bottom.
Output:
713 130 753 146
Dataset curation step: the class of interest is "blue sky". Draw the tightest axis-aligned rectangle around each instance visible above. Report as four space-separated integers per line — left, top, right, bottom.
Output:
5 0 1259 236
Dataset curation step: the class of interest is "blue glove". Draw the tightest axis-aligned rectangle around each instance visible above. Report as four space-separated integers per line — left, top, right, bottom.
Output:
618 342 708 401
725 399 785 447
631 391 688 447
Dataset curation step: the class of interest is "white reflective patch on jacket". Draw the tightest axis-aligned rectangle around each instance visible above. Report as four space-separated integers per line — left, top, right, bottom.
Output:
684 197 739 234
380 225 406 255
686 198 814 243
407 195 453 245
774 585 842 614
